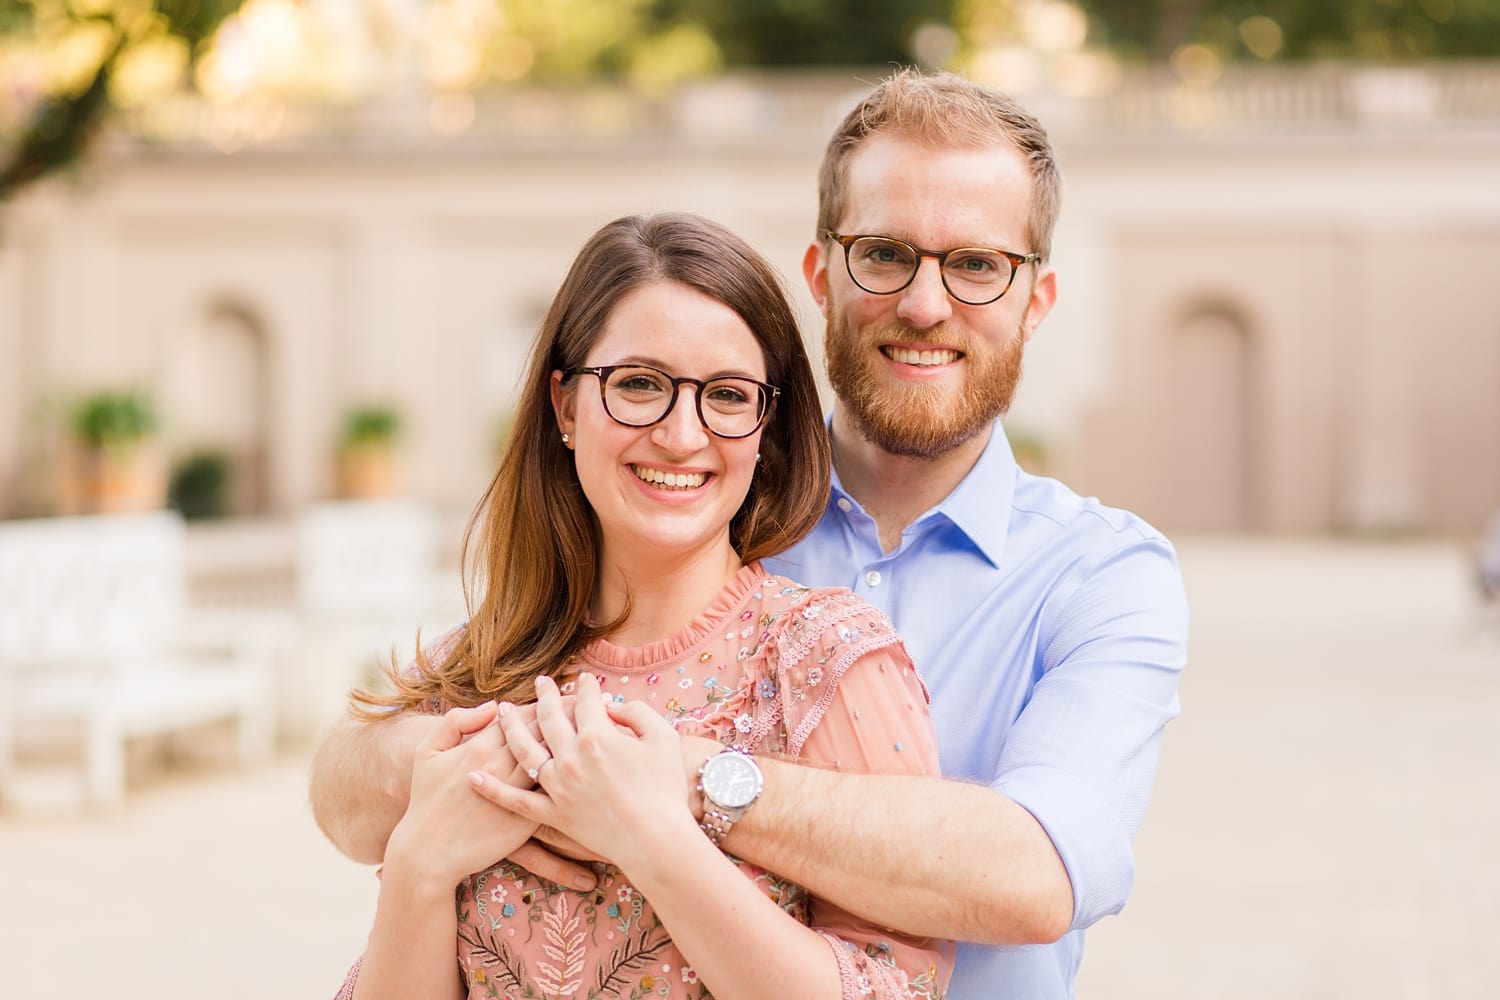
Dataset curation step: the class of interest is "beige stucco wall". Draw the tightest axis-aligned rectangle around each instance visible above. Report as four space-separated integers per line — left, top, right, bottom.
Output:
1048 133 1500 532
2 69 1497 534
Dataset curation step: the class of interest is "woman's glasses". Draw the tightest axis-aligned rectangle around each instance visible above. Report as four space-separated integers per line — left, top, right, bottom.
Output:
564 364 779 439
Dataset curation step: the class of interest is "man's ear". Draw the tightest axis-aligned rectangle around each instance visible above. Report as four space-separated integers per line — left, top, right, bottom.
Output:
1021 265 1058 344
803 240 830 313
550 371 576 445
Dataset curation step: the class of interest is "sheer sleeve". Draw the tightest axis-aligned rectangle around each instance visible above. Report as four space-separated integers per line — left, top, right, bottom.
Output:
774 596 954 999
332 958 360 1000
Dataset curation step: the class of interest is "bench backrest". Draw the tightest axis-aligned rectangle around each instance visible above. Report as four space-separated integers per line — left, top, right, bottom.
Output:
0 512 186 665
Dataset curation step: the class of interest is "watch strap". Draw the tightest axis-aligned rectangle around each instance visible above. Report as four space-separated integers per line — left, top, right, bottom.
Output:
696 748 759 846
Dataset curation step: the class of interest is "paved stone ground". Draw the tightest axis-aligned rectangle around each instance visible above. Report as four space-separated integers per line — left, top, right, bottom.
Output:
2 539 1496 999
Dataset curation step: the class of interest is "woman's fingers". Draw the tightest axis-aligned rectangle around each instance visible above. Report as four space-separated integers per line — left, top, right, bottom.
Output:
497 701 552 781
423 701 499 753
605 698 670 739
533 675 578 755
469 770 556 824
572 670 612 734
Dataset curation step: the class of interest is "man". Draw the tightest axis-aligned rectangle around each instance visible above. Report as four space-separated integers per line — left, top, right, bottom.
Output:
312 69 1187 998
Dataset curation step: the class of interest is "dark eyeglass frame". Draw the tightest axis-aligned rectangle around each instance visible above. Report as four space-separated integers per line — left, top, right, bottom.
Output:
563 364 780 440
824 230 1040 306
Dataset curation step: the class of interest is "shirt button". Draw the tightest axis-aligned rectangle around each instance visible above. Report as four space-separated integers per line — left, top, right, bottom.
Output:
865 570 882 587
836 498 853 513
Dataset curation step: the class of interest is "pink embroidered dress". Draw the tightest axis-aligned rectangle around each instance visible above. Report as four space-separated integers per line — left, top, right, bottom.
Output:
338 562 952 1000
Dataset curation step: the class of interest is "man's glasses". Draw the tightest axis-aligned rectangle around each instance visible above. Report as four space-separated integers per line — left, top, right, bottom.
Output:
563 364 779 439
825 230 1039 306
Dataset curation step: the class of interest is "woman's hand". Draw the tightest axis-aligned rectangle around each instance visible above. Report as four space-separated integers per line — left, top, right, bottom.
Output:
382 703 543 888
474 673 699 872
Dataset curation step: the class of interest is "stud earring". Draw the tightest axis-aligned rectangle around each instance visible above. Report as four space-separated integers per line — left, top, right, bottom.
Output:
561 433 571 445
755 452 762 462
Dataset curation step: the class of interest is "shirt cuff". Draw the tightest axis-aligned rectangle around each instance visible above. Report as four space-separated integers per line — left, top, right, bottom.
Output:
995 765 1136 930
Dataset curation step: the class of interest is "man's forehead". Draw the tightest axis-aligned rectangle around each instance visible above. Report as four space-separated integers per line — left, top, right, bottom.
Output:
838 135 1033 248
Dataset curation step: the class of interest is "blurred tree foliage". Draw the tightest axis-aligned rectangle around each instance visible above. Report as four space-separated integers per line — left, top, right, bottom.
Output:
645 0 955 67
3 0 1498 202
0 0 238 200
1076 0 1500 63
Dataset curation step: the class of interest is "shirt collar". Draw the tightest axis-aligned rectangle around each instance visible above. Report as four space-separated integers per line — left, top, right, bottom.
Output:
928 421 1017 568
827 418 1019 569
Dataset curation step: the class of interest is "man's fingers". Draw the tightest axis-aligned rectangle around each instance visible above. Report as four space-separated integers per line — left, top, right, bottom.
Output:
427 701 500 752
532 824 606 864
508 841 598 892
497 702 549 776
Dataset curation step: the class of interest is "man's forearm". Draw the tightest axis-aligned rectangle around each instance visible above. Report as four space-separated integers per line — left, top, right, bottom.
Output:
727 760 1074 946
309 713 432 863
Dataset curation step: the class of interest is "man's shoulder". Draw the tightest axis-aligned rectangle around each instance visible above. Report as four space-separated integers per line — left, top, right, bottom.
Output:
1009 470 1176 563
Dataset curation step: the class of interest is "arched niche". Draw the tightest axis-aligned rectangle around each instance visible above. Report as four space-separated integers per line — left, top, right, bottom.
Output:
1162 300 1259 531
164 300 273 516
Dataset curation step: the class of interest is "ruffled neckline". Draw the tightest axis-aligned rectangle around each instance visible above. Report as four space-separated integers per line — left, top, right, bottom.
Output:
578 561 770 672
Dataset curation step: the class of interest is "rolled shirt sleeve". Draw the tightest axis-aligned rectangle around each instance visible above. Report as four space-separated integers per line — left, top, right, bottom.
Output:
994 536 1189 929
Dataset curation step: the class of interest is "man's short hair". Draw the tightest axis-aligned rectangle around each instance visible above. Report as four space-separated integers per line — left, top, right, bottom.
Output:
817 68 1062 262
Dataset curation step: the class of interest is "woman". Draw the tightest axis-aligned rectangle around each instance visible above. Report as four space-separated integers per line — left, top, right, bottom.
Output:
339 214 951 1000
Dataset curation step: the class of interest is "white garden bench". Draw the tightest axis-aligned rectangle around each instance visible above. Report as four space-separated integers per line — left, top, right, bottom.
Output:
287 499 453 743
0 511 278 809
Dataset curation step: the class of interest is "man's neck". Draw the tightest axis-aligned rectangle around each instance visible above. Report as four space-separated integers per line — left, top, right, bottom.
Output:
830 410 994 553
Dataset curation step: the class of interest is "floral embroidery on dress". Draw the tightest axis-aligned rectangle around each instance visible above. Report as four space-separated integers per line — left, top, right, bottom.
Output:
436 565 942 1000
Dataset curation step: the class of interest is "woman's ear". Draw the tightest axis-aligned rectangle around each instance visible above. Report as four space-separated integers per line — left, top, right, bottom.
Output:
550 371 576 446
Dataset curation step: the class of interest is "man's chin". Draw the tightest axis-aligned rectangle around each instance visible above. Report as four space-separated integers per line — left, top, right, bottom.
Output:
846 402 996 460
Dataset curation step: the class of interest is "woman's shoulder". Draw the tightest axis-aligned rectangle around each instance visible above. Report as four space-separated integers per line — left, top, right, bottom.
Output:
752 566 897 637
750 567 905 674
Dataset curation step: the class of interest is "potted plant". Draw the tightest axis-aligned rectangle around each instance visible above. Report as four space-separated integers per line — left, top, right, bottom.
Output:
336 403 402 498
69 389 166 513
168 449 231 520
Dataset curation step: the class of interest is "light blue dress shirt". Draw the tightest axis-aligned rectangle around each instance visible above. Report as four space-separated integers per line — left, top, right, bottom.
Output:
764 420 1189 999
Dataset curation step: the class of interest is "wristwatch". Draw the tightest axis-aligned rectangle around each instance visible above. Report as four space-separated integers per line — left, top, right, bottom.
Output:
696 748 763 846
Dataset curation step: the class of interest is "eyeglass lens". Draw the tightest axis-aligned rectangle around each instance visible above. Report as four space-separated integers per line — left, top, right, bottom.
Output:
602 366 767 438
845 236 1013 304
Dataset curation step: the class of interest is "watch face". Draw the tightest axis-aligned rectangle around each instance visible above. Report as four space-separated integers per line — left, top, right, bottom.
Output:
702 752 763 810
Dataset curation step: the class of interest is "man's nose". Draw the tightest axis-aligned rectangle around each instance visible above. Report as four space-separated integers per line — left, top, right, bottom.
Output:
895 257 954 330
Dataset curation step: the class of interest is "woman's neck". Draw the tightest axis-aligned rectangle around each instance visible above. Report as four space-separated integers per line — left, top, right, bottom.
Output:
594 540 745 647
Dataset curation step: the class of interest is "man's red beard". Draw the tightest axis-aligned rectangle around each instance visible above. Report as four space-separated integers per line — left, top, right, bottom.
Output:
824 310 1025 460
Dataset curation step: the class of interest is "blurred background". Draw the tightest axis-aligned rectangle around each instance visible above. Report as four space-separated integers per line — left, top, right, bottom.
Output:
1 2 1498 998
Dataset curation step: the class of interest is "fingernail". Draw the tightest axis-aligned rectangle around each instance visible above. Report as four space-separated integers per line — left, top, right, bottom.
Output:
496 701 513 716
468 771 487 788
573 875 596 891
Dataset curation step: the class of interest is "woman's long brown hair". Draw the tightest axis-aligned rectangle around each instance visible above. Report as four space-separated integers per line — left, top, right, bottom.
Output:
351 213 831 716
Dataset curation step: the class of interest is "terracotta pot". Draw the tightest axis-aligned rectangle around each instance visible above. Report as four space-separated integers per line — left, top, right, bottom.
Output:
78 441 168 514
337 444 399 498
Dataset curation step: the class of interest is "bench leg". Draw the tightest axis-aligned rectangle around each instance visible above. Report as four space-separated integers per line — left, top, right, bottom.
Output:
86 714 127 810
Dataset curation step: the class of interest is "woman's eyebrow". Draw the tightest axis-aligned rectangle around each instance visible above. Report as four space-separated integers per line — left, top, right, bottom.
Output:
601 357 764 381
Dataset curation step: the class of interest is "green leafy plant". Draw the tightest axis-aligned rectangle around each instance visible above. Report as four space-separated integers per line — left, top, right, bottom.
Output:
70 389 158 448
167 450 230 520
339 404 401 450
